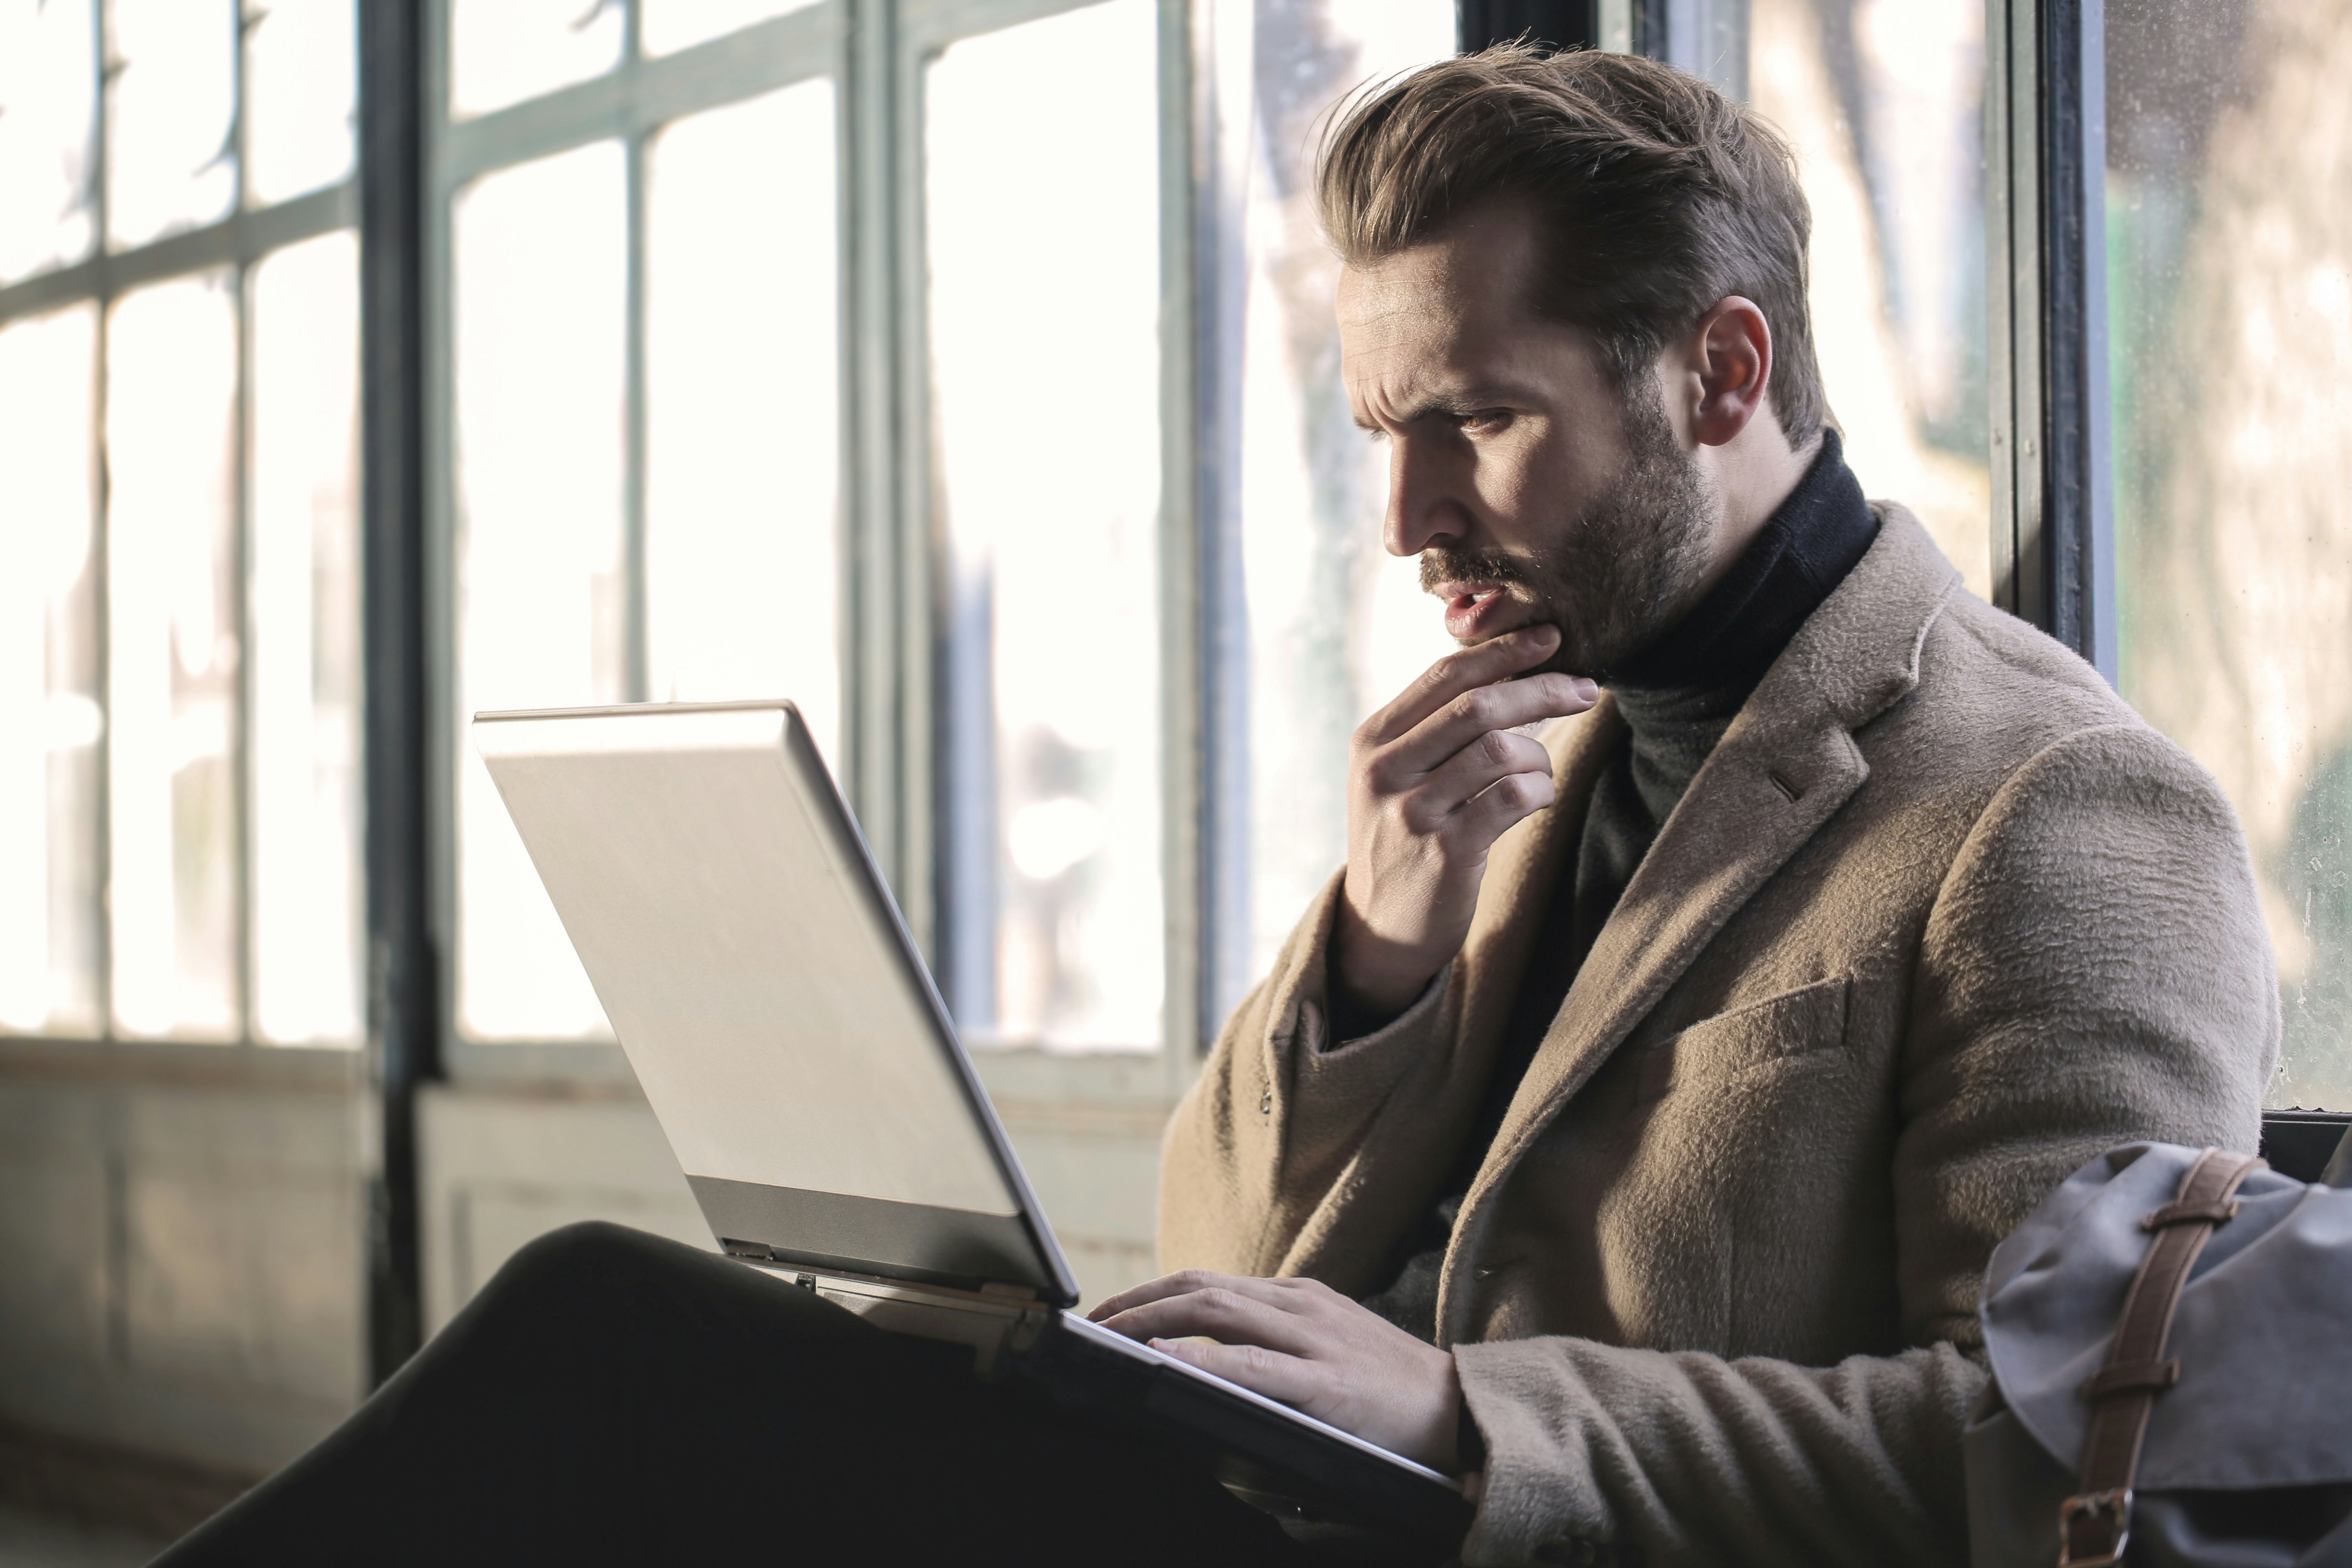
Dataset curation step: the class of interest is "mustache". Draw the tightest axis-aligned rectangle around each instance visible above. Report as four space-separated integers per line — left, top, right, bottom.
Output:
1420 548 1537 593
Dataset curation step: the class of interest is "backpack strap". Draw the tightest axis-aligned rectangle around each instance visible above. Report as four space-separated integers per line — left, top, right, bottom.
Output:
2056 1147 2265 1568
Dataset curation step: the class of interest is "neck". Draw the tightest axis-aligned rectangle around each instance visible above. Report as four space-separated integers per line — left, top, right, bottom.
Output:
1685 419 1823 606
1608 427 1874 697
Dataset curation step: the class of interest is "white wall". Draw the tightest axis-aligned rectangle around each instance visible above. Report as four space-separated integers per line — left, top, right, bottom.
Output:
0 1065 368 1478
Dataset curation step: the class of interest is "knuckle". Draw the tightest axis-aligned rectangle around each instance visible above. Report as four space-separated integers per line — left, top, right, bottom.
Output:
1456 688 1498 726
1486 775 1537 813
1477 728 1515 765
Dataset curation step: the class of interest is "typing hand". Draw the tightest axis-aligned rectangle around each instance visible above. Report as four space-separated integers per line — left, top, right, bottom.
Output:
1334 625 1598 1023
1087 1270 1465 1473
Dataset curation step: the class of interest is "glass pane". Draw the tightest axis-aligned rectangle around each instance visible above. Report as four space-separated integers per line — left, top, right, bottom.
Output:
643 0 816 57
449 0 624 120
2108 1 2352 1109
107 274 241 1040
246 0 356 206
928 0 1162 1050
0 0 98 283
0 305 103 1036
645 80 840 760
248 232 362 1046
106 0 236 250
1748 0 1991 599
452 143 626 1041
1236 0 1459 997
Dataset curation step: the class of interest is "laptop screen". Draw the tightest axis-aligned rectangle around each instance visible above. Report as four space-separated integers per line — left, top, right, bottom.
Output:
475 702 1072 1301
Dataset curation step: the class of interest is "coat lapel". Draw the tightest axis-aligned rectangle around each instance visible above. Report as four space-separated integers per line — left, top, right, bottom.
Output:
1434 506 1962 1344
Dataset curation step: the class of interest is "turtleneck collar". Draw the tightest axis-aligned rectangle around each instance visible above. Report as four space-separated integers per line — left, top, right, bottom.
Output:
1609 427 1878 700
1597 430 1878 827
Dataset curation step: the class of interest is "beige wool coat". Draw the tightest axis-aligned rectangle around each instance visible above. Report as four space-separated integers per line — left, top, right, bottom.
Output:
1158 507 2280 1567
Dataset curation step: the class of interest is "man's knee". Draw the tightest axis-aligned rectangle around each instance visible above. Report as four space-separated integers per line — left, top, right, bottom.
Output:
479 1220 699 1316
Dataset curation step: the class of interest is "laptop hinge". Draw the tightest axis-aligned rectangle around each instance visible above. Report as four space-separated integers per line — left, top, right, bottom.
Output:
978 1280 1040 1304
719 1240 1051 1310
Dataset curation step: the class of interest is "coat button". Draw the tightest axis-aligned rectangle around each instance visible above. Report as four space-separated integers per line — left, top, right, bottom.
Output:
1258 1089 1272 1115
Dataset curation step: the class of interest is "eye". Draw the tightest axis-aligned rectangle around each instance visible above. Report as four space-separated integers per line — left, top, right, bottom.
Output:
1456 409 1512 436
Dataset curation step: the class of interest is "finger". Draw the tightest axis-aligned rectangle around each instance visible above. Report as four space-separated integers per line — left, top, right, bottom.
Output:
1445 768 1558 850
1378 670 1597 780
1096 1288 1325 1358
1361 626 1562 746
1395 727 1555 830
1147 1336 1326 1408
1087 1267 1263 1323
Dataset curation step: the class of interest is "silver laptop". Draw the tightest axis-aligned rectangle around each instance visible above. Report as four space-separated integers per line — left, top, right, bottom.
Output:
472 699 1467 1548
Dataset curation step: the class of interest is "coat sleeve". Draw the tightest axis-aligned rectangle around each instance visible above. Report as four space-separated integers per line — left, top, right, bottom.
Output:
1157 870 1453 1277
1453 724 2279 1568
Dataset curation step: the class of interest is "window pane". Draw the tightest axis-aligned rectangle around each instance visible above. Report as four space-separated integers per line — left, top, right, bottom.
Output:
1748 0 1991 599
107 274 241 1040
643 0 817 57
645 80 840 762
2108 2 2352 1109
246 0 356 206
448 0 624 120
928 0 1162 1050
452 143 626 1041
0 305 103 1036
1237 1 1458 996
106 0 236 250
249 232 362 1046
0 0 98 283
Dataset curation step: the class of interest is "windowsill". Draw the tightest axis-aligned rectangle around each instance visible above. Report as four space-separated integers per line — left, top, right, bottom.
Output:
436 1035 1193 1119
0 1034 365 1093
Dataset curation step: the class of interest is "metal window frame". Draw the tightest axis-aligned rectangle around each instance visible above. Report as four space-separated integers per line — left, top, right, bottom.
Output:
424 0 849 1087
430 0 1206 1108
1989 0 2116 677
0 0 365 1067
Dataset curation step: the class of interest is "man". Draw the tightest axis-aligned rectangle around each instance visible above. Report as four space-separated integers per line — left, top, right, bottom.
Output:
154 44 2273 1568
1087 41 2276 1566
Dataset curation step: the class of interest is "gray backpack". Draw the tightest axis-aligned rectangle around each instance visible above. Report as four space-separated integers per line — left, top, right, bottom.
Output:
1965 1141 2352 1566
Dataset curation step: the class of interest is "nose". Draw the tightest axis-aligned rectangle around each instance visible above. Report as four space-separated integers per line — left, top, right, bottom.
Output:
1381 435 1467 559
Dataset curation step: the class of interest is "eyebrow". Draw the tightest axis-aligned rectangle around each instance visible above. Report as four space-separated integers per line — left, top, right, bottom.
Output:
1352 386 1532 432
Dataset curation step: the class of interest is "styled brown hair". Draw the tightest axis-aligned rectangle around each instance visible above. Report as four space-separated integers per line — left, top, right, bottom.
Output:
1317 43 1824 445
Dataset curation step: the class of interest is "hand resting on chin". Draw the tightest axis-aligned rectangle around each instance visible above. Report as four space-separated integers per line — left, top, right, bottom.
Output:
1087 1270 1466 1475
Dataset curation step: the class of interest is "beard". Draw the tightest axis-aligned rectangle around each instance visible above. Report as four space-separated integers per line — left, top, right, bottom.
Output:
1419 384 1716 679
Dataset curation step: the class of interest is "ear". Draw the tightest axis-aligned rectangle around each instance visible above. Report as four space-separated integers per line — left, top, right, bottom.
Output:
1689 296 1773 447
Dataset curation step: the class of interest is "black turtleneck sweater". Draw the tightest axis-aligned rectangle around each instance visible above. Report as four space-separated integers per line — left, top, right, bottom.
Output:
1356 430 1879 1341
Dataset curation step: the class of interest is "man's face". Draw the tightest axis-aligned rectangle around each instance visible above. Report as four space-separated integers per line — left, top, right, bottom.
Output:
1337 202 1718 678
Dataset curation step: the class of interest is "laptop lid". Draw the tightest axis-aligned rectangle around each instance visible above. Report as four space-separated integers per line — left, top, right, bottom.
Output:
473 699 1080 1308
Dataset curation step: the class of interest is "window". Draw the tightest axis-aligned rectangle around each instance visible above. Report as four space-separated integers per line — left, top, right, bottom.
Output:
927 0 1166 1051
437 1 840 1048
1744 0 1992 601
1226 2 1461 1009
2107 0 2352 1109
0 0 363 1048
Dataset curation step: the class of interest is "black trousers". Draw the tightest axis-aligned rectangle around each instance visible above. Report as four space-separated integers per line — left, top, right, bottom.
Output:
154 1222 1313 1567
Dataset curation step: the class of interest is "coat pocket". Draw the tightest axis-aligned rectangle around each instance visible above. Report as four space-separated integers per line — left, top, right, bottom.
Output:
1659 975 1853 1085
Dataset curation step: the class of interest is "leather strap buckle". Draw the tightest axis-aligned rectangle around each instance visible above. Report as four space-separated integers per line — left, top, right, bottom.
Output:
2058 1487 2133 1568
